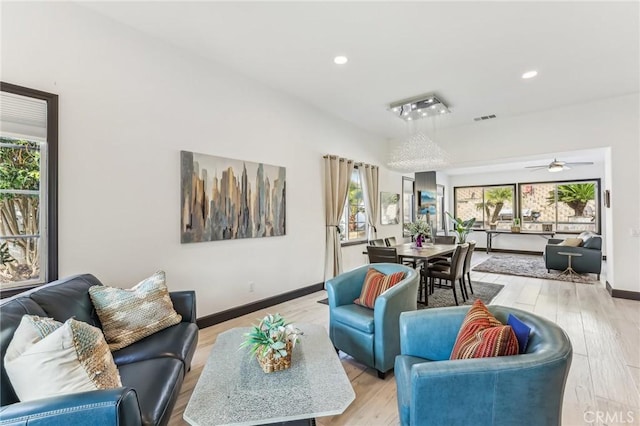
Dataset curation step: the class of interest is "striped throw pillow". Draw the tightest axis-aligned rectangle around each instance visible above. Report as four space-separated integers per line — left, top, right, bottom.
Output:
89 271 182 351
450 300 519 360
354 268 405 309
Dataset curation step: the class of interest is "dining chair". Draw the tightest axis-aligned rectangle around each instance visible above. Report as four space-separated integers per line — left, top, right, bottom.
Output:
430 235 456 264
369 239 386 247
434 235 456 244
384 237 397 247
367 246 399 264
423 244 469 306
462 240 477 297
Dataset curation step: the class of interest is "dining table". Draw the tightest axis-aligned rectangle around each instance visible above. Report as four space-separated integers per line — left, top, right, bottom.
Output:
391 242 457 262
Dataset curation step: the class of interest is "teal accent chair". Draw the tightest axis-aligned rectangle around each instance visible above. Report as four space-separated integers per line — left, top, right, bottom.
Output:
326 263 419 379
395 306 572 426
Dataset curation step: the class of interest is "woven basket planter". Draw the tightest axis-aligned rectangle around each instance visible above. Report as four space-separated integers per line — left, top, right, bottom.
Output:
256 341 292 373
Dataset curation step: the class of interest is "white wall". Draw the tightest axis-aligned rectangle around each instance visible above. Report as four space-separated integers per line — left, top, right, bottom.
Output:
439 96 640 292
0 2 404 316
446 163 607 253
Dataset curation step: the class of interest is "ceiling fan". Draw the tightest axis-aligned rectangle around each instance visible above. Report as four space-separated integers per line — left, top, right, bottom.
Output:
525 158 594 173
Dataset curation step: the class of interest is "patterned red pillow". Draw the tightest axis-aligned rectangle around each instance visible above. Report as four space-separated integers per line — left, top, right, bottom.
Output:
450 300 519 360
354 268 405 309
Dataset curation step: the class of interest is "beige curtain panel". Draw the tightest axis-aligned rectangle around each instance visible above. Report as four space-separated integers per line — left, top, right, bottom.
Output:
359 164 379 241
323 155 354 281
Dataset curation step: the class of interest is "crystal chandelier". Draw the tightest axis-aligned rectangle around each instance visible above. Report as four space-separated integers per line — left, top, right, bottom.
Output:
387 131 451 171
386 93 451 172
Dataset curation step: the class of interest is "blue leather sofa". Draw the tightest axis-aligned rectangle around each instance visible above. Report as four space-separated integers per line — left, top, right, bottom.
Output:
0 274 199 426
395 306 572 426
544 231 602 279
326 263 419 379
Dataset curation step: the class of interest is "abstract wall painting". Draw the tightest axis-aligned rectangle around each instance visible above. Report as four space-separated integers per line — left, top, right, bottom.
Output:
180 151 286 243
380 192 400 225
418 190 437 216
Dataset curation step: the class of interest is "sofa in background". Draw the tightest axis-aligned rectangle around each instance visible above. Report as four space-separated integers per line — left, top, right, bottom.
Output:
544 230 602 279
0 274 198 426
326 263 419 379
395 306 572 426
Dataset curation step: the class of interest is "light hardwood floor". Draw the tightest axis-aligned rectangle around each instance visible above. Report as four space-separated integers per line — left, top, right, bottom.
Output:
170 255 640 426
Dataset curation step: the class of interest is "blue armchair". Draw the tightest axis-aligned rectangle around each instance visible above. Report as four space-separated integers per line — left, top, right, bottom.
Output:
395 306 572 426
326 263 419 379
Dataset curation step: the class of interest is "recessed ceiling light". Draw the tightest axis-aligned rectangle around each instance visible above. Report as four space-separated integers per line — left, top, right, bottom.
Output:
333 56 348 65
522 70 538 79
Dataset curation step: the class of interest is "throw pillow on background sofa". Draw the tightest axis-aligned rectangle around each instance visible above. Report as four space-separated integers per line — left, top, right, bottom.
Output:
450 299 519 360
4 315 121 402
354 268 405 309
558 237 583 247
89 270 182 350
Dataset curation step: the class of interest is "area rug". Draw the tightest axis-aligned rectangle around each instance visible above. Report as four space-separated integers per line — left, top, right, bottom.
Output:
472 254 597 284
316 281 503 309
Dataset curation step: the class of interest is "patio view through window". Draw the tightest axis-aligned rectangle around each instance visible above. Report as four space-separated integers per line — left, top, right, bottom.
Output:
0 137 46 289
454 185 516 230
339 167 366 242
454 179 599 234
520 180 599 233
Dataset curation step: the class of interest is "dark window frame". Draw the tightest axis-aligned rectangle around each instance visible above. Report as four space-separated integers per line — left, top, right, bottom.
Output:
453 178 601 234
453 183 517 230
517 178 601 235
0 82 58 298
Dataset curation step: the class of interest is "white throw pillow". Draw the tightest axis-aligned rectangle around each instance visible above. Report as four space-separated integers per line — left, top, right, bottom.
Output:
558 238 583 247
4 315 122 402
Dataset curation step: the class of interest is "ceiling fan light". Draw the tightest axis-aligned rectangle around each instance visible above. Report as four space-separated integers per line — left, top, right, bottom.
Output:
548 165 564 172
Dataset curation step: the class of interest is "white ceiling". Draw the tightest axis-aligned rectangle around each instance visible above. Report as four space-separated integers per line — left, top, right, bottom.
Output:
82 1 639 169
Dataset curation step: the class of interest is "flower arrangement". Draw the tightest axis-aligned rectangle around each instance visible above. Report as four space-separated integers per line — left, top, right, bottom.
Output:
240 313 302 373
404 220 431 239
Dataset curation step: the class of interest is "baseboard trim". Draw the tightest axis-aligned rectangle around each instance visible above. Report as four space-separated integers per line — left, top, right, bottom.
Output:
196 282 325 329
480 248 543 256
606 281 640 301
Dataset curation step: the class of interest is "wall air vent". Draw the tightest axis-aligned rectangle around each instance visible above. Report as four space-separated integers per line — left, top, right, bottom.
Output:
473 114 497 122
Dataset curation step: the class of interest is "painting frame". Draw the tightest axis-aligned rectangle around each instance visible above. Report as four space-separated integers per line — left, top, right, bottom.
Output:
180 150 286 243
380 192 400 225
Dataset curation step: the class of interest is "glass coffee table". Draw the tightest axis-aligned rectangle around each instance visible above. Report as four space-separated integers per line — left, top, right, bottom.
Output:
184 323 355 426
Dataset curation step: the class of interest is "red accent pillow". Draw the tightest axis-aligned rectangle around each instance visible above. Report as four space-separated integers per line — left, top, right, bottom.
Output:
450 300 519 360
354 268 405 309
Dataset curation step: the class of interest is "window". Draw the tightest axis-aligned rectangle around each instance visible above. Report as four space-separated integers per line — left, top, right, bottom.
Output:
454 185 516 230
339 168 366 242
0 83 58 294
520 179 600 233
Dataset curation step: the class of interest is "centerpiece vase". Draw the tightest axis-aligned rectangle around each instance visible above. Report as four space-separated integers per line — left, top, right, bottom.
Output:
415 235 423 247
257 341 292 373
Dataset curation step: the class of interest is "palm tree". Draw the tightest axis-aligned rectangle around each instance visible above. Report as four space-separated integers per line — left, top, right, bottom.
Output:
547 183 595 217
476 187 513 226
